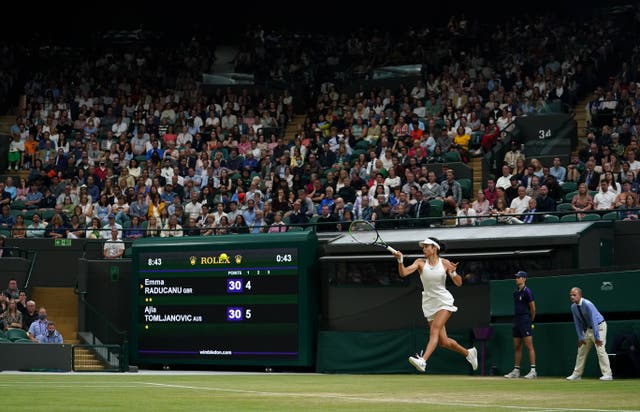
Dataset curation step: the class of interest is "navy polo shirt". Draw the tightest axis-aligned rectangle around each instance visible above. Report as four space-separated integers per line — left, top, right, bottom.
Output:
514 286 534 318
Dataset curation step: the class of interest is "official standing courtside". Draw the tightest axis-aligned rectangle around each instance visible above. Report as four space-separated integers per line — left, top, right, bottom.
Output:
566 287 612 381
504 271 537 379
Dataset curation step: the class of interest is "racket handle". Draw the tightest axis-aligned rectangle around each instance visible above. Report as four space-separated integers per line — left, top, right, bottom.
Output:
386 246 398 254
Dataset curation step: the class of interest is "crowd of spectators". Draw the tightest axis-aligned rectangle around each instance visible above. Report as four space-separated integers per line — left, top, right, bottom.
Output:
0 7 637 249
0 278 61 343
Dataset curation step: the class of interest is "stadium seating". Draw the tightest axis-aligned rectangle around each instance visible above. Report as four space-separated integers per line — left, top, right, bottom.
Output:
581 213 600 221
444 151 461 163
602 211 619 221
556 203 573 213
5 328 29 342
561 182 577 193
564 191 578 203
478 218 497 226
457 178 472 200
560 214 577 222
543 215 560 223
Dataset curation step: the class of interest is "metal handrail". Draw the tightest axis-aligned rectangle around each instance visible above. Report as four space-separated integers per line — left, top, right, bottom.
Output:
74 285 128 344
23 250 37 291
74 282 129 371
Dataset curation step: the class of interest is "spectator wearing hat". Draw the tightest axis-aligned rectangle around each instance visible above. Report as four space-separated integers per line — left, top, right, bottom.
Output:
504 271 537 379
101 214 122 239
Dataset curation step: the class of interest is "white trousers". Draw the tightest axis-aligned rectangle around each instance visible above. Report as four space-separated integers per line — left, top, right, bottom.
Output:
572 321 612 376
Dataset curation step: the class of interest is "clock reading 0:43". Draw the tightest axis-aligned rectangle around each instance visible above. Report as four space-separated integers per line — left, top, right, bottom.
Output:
275 254 293 263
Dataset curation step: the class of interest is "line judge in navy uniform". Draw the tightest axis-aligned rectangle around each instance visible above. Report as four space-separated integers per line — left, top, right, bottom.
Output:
566 287 612 381
504 271 537 379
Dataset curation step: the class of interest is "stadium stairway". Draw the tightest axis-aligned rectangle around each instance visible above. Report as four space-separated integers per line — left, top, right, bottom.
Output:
31 287 79 344
574 96 592 153
284 115 305 143
73 347 108 371
30 287 110 370
471 155 483 197
0 114 14 134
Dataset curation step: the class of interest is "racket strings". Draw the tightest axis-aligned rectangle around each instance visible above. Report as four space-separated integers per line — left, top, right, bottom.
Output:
349 221 379 244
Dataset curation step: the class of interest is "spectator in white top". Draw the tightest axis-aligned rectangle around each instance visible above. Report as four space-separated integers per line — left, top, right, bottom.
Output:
384 167 401 190
103 228 125 259
593 181 616 210
496 165 513 190
456 199 477 226
111 116 128 137
626 150 640 174
410 80 426 100
184 191 203 220
212 203 228 225
176 126 193 148
510 186 532 215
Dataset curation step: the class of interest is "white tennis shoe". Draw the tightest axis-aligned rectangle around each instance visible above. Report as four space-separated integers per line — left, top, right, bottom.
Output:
408 355 426 372
566 373 581 381
466 347 478 371
504 368 520 378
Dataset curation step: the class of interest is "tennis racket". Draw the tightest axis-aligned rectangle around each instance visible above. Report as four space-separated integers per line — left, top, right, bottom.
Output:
348 220 398 254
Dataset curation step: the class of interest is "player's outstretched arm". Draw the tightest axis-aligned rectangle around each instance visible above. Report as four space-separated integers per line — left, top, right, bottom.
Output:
393 250 423 278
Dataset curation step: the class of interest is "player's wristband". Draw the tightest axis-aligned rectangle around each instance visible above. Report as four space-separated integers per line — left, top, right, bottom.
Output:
397 256 403 264
449 271 458 278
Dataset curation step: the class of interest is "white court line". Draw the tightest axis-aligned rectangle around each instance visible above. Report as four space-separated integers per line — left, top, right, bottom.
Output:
0 384 137 388
137 382 640 412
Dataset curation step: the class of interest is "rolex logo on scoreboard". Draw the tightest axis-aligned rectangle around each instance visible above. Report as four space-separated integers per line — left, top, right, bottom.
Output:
235 254 243 264
189 253 233 265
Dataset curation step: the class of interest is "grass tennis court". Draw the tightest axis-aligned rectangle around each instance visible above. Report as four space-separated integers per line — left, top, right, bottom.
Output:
2 372 639 411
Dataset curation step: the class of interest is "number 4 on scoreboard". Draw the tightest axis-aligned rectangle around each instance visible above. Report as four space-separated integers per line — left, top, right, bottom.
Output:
245 281 251 290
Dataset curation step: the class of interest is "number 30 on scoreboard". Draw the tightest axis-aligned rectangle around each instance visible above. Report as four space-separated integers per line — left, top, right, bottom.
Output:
226 307 252 321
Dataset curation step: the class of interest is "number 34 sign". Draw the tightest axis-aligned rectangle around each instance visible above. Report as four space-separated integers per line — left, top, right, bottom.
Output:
538 129 552 139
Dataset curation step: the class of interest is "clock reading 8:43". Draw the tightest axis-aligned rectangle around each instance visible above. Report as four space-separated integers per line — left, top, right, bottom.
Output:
147 258 162 266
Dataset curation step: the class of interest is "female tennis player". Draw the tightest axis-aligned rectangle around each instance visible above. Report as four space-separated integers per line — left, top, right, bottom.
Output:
392 237 478 373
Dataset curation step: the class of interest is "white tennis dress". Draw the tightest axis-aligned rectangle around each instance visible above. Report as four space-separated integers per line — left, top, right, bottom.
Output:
420 257 458 321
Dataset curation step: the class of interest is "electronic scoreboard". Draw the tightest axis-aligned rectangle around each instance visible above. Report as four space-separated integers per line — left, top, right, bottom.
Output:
130 231 317 367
